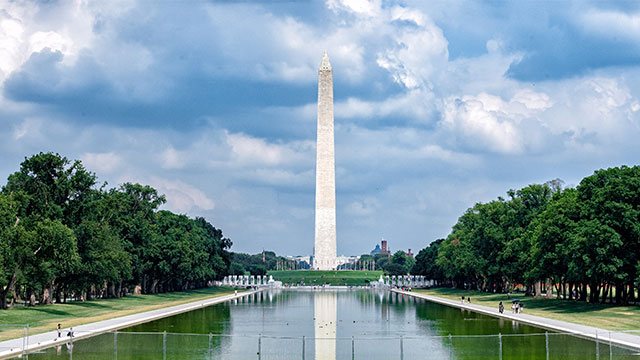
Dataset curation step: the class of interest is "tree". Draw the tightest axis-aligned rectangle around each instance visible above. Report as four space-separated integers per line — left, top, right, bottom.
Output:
527 189 580 298
0 194 20 308
384 263 406 276
194 217 232 280
101 183 166 291
3 152 96 225
412 239 444 282
22 219 79 305
229 262 246 275
72 220 131 299
384 251 415 275
0 153 233 308
248 264 267 276
577 166 640 304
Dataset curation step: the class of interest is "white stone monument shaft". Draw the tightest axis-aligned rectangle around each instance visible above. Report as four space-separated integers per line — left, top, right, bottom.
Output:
314 52 337 270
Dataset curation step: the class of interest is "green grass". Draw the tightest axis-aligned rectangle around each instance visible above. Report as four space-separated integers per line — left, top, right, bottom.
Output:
268 270 383 286
416 288 640 331
0 287 234 341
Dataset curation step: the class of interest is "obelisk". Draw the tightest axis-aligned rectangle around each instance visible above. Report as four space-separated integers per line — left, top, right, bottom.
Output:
314 52 337 270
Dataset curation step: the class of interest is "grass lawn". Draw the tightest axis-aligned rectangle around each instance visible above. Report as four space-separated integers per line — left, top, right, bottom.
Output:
416 288 640 331
0 287 234 342
268 270 382 286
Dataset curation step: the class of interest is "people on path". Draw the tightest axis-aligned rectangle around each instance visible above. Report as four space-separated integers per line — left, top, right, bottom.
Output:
56 323 61 339
467 297 471 303
234 290 238 296
461 295 465 304
67 327 74 338
498 302 504 314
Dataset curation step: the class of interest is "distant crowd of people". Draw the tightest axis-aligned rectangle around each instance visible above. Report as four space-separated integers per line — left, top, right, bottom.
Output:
458 295 524 314
497 301 523 314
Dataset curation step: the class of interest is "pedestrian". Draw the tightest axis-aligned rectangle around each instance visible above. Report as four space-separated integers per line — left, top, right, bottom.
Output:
67 327 74 338
519 303 524 313
498 302 504 314
461 295 465 304
56 323 61 339
467 297 471 303
234 289 238 296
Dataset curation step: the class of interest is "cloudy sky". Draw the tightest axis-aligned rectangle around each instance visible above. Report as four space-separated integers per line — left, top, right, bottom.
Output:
1 0 639 256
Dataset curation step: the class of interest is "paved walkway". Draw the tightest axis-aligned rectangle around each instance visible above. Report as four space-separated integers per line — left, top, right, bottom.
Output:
392 289 640 351
0 289 262 359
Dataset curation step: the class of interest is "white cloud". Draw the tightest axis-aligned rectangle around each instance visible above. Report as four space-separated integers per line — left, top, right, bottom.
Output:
327 0 382 18
439 90 552 154
226 132 310 166
0 1 95 80
28 31 73 57
345 197 380 216
81 152 121 174
377 19 448 90
335 89 435 121
12 117 40 140
146 177 215 213
580 9 640 42
160 146 186 170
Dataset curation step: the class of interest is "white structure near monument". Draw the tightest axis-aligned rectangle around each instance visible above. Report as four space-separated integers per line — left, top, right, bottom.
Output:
313 52 337 270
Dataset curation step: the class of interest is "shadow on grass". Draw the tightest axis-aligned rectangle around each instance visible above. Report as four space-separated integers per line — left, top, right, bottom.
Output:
29 307 72 316
430 288 640 315
62 301 113 310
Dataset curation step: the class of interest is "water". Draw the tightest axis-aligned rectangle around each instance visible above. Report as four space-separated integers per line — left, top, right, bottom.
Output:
26 289 636 359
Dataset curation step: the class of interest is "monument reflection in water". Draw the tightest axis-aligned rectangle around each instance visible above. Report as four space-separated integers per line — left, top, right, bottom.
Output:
314 290 337 360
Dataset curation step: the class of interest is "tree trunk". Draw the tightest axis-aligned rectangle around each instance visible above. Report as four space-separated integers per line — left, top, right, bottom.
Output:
614 281 622 304
601 284 609 304
0 272 18 309
108 283 116 298
150 279 159 294
54 287 62 304
554 280 561 299
42 287 51 305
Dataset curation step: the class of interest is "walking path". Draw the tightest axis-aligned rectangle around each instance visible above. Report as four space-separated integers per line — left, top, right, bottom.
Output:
392 289 640 351
0 288 262 359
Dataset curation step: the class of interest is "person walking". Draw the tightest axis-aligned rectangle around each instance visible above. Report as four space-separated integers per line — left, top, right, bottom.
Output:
498 302 504 314
56 323 62 339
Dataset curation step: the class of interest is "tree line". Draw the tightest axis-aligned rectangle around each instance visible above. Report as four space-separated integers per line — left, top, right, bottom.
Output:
228 251 308 275
0 153 232 309
358 252 415 275
411 166 640 305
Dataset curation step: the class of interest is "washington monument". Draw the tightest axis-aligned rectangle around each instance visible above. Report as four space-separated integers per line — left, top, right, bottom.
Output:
314 52 337 270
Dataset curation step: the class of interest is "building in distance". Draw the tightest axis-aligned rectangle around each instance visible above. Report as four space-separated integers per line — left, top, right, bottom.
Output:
370 238 391 256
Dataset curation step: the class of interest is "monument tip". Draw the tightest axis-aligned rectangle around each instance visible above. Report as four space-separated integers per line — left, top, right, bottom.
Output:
320 51 332 70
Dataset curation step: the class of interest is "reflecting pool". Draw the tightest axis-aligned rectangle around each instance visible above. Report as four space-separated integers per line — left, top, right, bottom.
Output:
26 289 635 359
